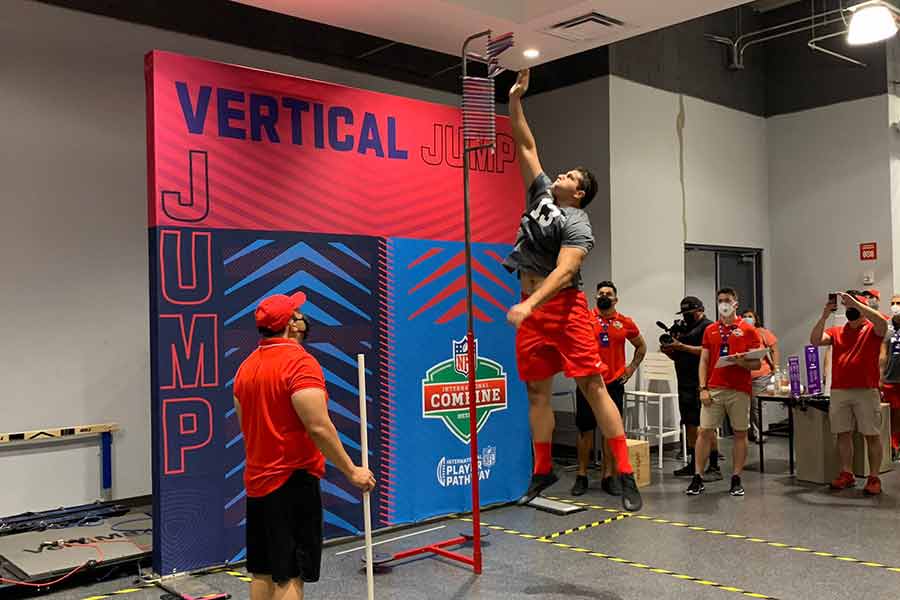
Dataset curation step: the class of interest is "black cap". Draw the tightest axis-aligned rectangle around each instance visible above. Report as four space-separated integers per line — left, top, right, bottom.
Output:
677 296 704 315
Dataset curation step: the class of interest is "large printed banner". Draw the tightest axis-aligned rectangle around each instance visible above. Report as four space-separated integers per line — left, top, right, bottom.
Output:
145 51 529 574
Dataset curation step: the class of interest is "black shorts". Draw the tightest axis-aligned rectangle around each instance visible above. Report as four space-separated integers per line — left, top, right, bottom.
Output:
678 386 700 427
575 379 625 433
246 469 323 584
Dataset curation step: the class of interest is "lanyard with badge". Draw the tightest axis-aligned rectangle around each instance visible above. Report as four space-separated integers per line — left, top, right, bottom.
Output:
893 331 900 356
718 322 737 357
597 316 613 348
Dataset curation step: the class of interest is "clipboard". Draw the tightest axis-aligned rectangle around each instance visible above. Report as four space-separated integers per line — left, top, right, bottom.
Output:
715 347 769 368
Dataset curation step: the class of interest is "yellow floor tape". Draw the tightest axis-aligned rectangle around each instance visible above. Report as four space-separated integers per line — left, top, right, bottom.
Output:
461 517 779 599
545 495 900 575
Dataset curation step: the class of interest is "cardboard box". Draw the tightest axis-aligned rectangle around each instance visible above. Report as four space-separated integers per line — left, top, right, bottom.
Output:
627 438 651 488
794 405 841 484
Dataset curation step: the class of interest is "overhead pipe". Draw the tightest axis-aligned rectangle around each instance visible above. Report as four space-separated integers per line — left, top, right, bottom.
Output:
705 6 862 69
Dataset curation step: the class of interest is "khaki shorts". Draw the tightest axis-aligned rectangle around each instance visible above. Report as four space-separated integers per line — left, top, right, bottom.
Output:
700 388 750 432
829 388 882 435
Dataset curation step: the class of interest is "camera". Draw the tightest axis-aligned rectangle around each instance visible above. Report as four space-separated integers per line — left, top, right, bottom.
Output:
657 319 688 346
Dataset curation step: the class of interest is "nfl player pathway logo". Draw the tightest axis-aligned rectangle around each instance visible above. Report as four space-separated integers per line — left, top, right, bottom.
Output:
436 445 497 487
422 337 508 444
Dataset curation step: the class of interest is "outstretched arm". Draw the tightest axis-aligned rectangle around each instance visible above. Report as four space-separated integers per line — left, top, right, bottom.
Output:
508 69 543 187
506 247 584 328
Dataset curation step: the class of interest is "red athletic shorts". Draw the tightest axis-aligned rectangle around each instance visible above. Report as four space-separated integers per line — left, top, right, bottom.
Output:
515 288 608 382
882 384 900 409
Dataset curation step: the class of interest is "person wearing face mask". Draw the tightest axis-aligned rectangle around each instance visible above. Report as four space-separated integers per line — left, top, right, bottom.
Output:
571 281 647 496
686 288 762 498
234 292 375 600
879 293 900 461
862 289 889 318
810 291 887 495
660 297 720 479
740 310 780 443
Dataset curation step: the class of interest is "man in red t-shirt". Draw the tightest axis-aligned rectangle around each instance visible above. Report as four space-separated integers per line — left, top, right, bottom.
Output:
571 281 647 496
686 288 762 498
234 292 375 600
811 291 887 495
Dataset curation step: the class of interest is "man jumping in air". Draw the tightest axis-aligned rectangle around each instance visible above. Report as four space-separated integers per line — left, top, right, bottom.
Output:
503 69 642 511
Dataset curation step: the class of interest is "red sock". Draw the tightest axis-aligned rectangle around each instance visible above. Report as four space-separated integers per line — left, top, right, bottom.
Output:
533 442 552 475
892 432 899 451
608 435 633 474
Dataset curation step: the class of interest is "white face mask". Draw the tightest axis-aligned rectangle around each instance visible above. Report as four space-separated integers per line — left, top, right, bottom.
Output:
891 304 900 316
718 302 736 318
743 316 755 326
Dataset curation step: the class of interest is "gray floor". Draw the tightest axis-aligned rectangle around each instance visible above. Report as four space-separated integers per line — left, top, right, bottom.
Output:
37 438 900 600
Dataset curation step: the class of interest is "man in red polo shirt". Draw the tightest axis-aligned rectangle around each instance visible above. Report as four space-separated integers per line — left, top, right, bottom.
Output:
686 288 762 498
234 292 375 600
811 291 887 495
571 281 646 496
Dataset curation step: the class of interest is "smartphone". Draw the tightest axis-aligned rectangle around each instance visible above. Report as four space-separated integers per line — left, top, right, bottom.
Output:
828 292 837 310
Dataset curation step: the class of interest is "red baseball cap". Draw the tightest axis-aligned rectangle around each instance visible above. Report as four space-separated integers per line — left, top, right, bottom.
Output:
865 288 881 299
255 292 307 332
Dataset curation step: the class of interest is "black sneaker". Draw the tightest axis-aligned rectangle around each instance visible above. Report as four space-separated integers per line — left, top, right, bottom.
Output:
685 474 705 496
601 475 623 496
704 463 724 481
518 471 559 505
619 473 642 512
729 475 745 497
673 463 695 477
571 475 589 496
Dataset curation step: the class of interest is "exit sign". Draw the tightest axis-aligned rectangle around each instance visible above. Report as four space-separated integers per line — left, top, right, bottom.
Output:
860 242 877 261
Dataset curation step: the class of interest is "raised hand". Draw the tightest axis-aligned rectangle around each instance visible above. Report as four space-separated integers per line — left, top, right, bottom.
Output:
509 69 530 99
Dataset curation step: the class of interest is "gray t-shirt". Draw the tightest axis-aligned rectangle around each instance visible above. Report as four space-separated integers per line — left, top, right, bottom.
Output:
884 329 900 383
502 173 594 289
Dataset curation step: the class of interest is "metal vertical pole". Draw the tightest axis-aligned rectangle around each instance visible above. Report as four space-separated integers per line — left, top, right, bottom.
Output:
461 30 490 575
358 354 375 599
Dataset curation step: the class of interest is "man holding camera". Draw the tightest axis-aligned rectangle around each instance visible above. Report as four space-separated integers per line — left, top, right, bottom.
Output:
810 291 887 495
571 281 647 496
687 288 762 498
660 297 720 479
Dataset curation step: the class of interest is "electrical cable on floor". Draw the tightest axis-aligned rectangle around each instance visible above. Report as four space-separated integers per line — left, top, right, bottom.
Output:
0 540 104 588
111 516 153 534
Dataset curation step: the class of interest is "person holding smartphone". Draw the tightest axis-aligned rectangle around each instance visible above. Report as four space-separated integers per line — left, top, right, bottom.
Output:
810 291 887 495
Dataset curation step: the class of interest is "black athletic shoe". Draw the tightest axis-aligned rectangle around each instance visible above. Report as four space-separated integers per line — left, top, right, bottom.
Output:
729 475 745 497
620 473 642 512
601 475 623 497
673 463 695 477
685 474 705 496
518 471 559 505
704 464 724 481
571 475 589 496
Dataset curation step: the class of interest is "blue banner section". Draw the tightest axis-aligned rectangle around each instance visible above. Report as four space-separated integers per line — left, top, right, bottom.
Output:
150 227 381 574
384 237 529 523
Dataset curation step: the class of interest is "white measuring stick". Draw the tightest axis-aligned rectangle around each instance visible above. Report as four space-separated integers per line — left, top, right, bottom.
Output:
358 353 374 600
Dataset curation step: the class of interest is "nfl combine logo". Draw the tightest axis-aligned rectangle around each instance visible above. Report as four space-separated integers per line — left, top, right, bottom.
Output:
453 337 477 377
421 338 508 444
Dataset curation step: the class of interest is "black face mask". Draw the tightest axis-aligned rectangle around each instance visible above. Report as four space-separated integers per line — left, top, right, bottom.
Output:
683 311 697 324
297 315 311 341
597 296 614 310
846 308 861 322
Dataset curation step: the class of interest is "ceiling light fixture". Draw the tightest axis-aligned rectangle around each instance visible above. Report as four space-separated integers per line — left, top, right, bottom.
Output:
847 0 899 45
523 48 540 59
